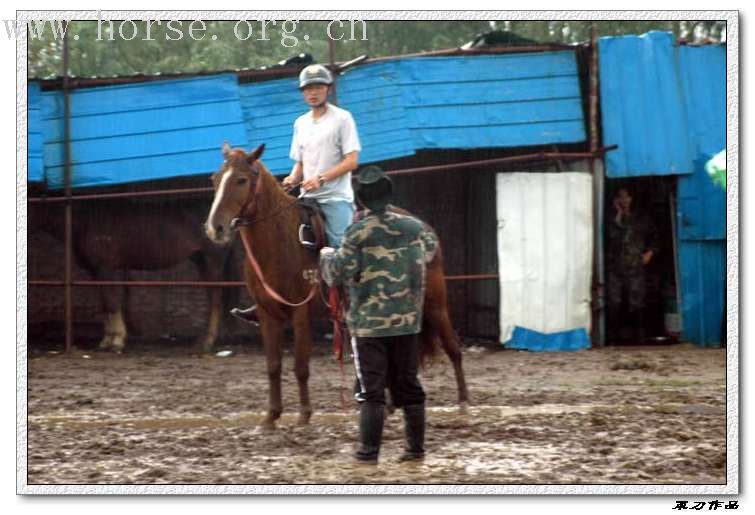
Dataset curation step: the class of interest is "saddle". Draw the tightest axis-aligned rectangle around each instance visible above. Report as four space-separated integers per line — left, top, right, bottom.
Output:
297 198 328 251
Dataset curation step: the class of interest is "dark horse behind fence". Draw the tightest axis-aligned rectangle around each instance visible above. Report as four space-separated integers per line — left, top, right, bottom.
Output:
29 196 233 353
205 143 469 428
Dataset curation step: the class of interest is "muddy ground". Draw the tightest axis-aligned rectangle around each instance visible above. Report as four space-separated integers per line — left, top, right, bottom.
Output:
25 340 727 485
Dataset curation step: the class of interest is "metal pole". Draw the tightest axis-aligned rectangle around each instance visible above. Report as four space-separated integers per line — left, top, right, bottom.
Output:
28 149 617 204
28 274 500 288
588 22 606 347
62 22 73 353
328 37 338 106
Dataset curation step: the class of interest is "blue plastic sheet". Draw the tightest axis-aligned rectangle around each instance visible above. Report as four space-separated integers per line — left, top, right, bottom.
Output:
506 326 591 352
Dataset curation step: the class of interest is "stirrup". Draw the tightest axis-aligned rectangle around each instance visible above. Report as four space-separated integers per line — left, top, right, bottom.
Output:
298 224 318 250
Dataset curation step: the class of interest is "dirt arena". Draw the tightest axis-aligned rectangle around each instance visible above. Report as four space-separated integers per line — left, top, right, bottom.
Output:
25 341 727 485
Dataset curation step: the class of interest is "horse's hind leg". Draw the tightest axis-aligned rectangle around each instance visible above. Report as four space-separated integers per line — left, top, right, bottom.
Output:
259 311 284 429
432 308 469 411
292 307 313 426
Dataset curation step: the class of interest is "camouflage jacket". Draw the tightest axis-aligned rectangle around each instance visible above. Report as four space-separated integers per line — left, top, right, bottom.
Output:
319 209 438 337
607 212 659 271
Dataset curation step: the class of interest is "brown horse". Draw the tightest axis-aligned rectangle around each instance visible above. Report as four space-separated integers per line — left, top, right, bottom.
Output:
205 143 469 428
29 197 232 353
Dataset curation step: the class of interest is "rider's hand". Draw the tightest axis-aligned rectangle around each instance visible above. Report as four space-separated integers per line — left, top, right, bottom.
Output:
302 175 322 192
320 247 336 257
282 175 297 189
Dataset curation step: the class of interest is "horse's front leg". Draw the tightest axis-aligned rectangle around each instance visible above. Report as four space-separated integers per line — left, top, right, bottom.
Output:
198 286 222 353
292 306 312 426
192 252 222 353
259 310 284 429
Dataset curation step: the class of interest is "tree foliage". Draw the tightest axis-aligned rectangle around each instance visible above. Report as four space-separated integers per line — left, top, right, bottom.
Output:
28 19 727 79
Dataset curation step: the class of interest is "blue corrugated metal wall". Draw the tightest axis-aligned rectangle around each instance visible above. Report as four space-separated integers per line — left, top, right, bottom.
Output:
599 31 693 177
599 32 726 346
238 77 302 174
676 44 726 346
28 83 44 183
338 62 415 164
239 61 416 174
31 52 585 187
41 75 249 188
398 52 586 149
239 53 585 174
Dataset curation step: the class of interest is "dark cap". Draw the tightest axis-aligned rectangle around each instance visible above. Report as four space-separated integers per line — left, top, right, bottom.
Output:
355 166 393 212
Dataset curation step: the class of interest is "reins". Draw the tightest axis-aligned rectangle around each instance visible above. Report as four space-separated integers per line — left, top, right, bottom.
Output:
231 175 319 308
230 169 348 410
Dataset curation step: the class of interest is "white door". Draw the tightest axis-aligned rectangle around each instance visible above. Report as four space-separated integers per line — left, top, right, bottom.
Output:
496 172 593 349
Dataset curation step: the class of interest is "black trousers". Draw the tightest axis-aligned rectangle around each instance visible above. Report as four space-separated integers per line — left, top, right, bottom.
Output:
351 333 426 407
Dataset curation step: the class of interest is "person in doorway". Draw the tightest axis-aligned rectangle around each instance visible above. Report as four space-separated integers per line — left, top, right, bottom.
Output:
606 187 659 344
319 166 436 465
232 64 361 324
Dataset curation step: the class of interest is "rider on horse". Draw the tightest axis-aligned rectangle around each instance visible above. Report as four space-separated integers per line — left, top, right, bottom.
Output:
232 64 361 324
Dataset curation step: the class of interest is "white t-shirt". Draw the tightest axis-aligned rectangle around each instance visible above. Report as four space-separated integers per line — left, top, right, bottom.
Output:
289 103 361 203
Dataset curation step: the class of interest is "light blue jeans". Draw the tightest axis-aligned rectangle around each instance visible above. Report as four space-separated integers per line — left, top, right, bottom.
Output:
318 200 355 248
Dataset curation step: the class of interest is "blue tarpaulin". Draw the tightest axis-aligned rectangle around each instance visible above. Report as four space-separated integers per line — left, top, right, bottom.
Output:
507 326 591 352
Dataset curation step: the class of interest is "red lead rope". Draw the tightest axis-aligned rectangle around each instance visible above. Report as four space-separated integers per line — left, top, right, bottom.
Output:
238 229 318 307
239 227 348 410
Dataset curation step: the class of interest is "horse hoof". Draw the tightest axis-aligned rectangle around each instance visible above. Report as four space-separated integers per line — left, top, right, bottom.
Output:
297 413 312 426
261 419 277 431
458 401 470 414
98 335 113 350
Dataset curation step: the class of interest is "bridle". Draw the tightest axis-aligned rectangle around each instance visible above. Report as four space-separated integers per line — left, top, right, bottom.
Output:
228 163 294 229
221 163 319 308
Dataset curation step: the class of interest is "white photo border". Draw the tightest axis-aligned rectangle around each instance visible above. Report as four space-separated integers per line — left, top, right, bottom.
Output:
16 9 740 496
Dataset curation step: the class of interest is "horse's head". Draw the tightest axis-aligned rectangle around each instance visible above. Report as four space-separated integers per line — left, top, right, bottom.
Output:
205 142 266 245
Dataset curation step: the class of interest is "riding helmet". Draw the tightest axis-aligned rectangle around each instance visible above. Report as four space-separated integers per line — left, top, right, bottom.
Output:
298 64 334 89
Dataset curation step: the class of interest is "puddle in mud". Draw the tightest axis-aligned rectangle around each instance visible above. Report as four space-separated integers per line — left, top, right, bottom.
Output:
30 404 608 432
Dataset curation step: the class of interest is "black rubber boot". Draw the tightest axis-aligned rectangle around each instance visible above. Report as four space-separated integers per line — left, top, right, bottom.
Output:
354 402 384 464
230 305 259 326
398 403 425 463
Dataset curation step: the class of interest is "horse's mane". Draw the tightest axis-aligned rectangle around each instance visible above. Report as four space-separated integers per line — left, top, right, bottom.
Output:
256 159 296 201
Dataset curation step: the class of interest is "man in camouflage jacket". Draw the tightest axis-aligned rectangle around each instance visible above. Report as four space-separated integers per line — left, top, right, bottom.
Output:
319 166 436 464
606 187 659 343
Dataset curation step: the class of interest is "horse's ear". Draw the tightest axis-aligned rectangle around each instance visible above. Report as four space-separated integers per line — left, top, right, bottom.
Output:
222 141 232 159
248 143 265 163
